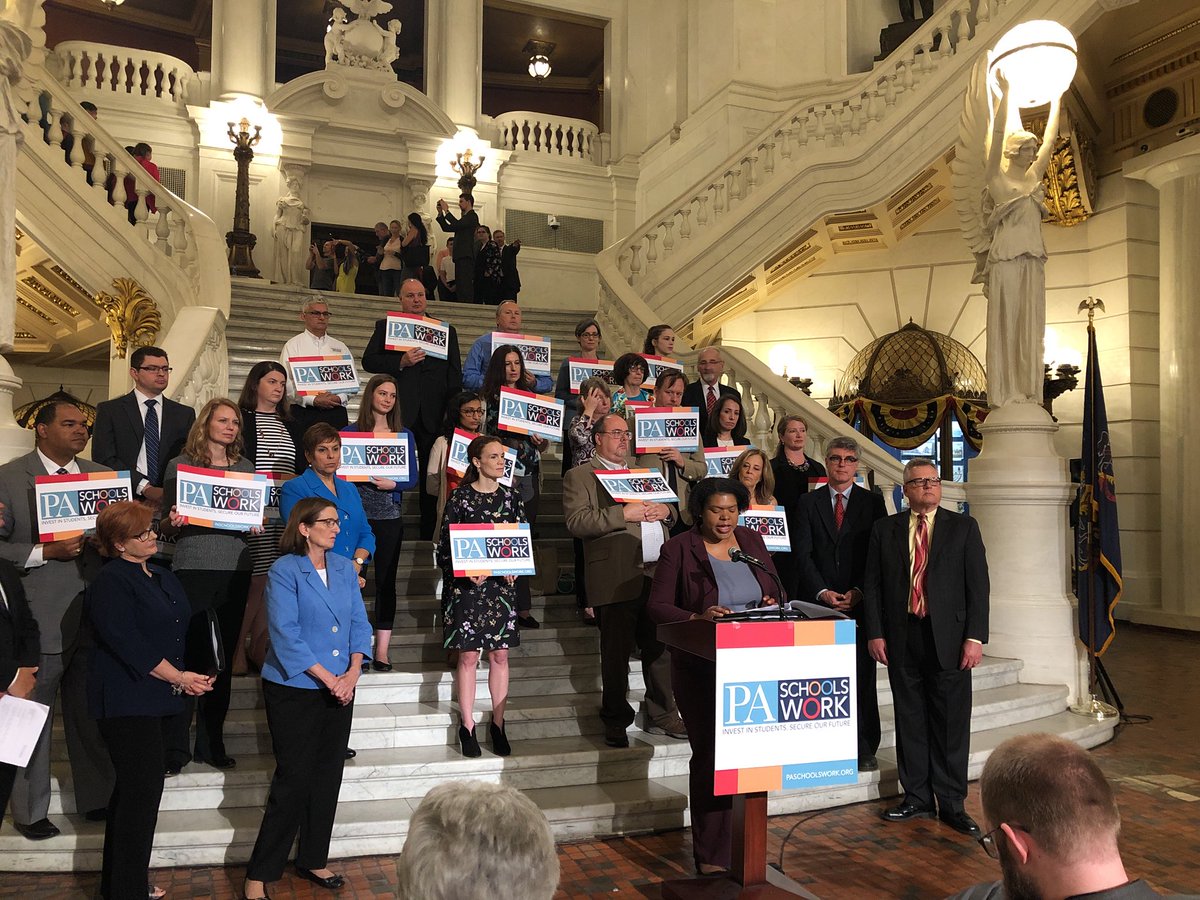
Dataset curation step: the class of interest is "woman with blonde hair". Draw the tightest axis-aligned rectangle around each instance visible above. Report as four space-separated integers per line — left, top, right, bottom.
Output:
731 447 776 506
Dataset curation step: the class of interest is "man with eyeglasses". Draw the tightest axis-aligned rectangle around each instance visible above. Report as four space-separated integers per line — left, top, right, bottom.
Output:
948 733 1168 900
279 296 353 434
863 457 989 838
791 435 888 771
93 345 195 511
563 413 686 747
0 401 115 839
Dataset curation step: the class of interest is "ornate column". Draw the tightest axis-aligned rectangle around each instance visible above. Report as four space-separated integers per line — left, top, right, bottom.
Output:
433 0 482 130
211 0 277 101
1125 134 1200 626
0 13 34 460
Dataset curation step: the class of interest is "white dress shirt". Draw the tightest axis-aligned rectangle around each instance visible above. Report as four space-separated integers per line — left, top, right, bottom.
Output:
26 450 82 568
279 330 353 408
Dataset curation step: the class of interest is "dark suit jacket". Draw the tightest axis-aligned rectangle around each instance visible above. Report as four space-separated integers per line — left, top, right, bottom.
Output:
563 456 672 607
863 508 989 671
681 380 742 432
647 526 780 627
436 208 480 262
0 559 39 687
362 318 463 436
0 452 109 654
500 243 521 296
792 484 888 609
92 390 194 492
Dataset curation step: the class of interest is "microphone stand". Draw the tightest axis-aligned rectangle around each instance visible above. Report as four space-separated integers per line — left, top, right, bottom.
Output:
730 549 790 620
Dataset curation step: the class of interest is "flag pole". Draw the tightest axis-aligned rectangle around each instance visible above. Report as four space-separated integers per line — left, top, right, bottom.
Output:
1070 297 1118 721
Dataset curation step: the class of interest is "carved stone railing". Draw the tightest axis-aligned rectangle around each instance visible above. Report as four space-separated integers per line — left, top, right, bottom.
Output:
161 307 229 409
492 111 606 164
597 266 968 512
51 41 195 108
15 57 229 399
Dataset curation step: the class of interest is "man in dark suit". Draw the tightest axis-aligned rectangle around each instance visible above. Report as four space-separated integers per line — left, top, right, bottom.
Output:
92 345 195 511
0 401 114 839
362 277 463 540
792 436 888 770
863 457 989 838
494 229 521 300
681 347 742 433
563 413 685 747
0 547 40 828
436 193 480 302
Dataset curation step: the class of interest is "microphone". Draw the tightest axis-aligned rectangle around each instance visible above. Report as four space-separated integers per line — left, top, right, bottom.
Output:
728 546 769 570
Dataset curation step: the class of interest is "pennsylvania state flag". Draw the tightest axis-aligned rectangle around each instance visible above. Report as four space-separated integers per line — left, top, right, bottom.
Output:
1074 324 1122 656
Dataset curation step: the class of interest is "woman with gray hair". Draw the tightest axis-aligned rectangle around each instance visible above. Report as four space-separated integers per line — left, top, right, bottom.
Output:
398 781 559 900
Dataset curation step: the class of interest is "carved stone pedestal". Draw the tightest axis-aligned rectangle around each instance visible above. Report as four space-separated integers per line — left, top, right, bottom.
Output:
967 403 1085 703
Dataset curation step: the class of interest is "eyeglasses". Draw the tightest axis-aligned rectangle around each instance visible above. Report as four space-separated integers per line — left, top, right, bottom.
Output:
304 310 333 318
597 430 631 438
827 455 858 464
461 407 484 416
978 823 1025 859
137 365 172 374
627 364 645 372
905 477 942 488
312 517 340 527
133 525 158 541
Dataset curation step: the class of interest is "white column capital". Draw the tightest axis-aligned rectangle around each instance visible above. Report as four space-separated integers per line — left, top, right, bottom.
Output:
1123 133 1200 190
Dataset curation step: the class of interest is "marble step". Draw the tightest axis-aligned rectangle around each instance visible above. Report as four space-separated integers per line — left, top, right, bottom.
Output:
11 701 1114 873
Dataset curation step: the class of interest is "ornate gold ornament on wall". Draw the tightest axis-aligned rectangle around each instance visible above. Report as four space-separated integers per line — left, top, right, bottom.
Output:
94 277 161 359
1027 113 1097 227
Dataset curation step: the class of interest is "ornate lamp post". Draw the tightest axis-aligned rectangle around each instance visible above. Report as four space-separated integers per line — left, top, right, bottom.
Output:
450 148 485 193
226 117 262 278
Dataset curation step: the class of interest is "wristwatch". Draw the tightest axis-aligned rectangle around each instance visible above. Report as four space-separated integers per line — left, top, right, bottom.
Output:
354 556 367 568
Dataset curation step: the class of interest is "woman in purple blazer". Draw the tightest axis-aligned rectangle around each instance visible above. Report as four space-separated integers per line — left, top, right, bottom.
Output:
647 477 781 877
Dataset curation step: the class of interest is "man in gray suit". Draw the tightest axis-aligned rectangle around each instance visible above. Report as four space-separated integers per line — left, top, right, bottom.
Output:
563 413 686 747
0 401 114 839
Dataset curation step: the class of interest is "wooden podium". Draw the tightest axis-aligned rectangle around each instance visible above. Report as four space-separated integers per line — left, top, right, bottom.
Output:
656 617 825 900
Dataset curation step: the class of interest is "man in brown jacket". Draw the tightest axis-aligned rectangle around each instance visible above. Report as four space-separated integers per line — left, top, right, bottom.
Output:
564 413 686 747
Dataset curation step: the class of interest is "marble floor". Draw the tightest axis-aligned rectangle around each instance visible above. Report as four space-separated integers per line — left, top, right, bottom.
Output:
0 622 1196 899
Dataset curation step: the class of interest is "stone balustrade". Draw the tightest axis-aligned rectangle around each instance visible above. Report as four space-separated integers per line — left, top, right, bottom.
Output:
492 111 606 164
52 40 195 108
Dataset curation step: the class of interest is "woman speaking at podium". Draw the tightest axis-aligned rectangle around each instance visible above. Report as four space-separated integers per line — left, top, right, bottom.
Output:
647 477 780 876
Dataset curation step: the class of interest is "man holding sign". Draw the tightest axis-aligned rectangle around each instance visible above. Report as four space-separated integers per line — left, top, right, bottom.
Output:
0 401 114 839
279 297 354 434
363 278 463 539
563 413 685 747
463 301 554 393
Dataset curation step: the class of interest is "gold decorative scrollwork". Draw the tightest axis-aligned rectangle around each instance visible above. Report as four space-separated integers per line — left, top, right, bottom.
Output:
1027 114 1097 227
94 277 161 359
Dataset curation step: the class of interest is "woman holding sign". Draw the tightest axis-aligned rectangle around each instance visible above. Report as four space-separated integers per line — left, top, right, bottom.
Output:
235 361 306 676
731 447 777 506
647 477 781 876
436 435 527 758
554 317 603 473
482 344 547 629
610 352 651 415
701 395 749 449
242 497 371 900
426 390 485 537
161 398 256 774
342 374 417 672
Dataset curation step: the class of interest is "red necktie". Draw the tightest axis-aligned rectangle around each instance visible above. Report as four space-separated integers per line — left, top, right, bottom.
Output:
834 491 845 531
706 385 717 416
910 513 928 618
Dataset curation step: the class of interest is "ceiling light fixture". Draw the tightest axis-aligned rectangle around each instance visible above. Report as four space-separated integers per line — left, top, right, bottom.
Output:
523 39 555 81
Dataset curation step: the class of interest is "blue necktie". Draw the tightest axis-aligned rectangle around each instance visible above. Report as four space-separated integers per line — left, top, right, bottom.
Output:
144 399 160 484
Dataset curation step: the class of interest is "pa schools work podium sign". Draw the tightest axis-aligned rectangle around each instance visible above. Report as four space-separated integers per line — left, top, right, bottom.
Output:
714 619 858 796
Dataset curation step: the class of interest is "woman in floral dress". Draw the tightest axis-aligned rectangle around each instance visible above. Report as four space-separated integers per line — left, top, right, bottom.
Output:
437 435 528 759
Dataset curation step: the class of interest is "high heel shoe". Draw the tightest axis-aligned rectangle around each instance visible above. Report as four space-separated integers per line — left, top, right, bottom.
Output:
459 724 481 758
489 720 511 757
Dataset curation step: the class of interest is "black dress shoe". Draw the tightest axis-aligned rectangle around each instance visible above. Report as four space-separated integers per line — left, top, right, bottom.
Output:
344 747 356 760
164 765 182 777
489 720 511 757
13 818 60 840
604 729 629 748
83 807 108 822
858 754 879 772
199 753 236 769
295 865 345 890
881 802 934 822
370 659 392 672
517 613 540 629
939 810 982 837
459 725 482 758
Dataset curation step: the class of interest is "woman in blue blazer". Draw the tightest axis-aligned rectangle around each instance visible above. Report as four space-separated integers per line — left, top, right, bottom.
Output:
243 497 372 899
280 422 376 580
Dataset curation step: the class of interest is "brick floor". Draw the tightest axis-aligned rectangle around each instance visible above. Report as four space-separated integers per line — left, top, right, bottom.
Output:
1 623 1197 899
